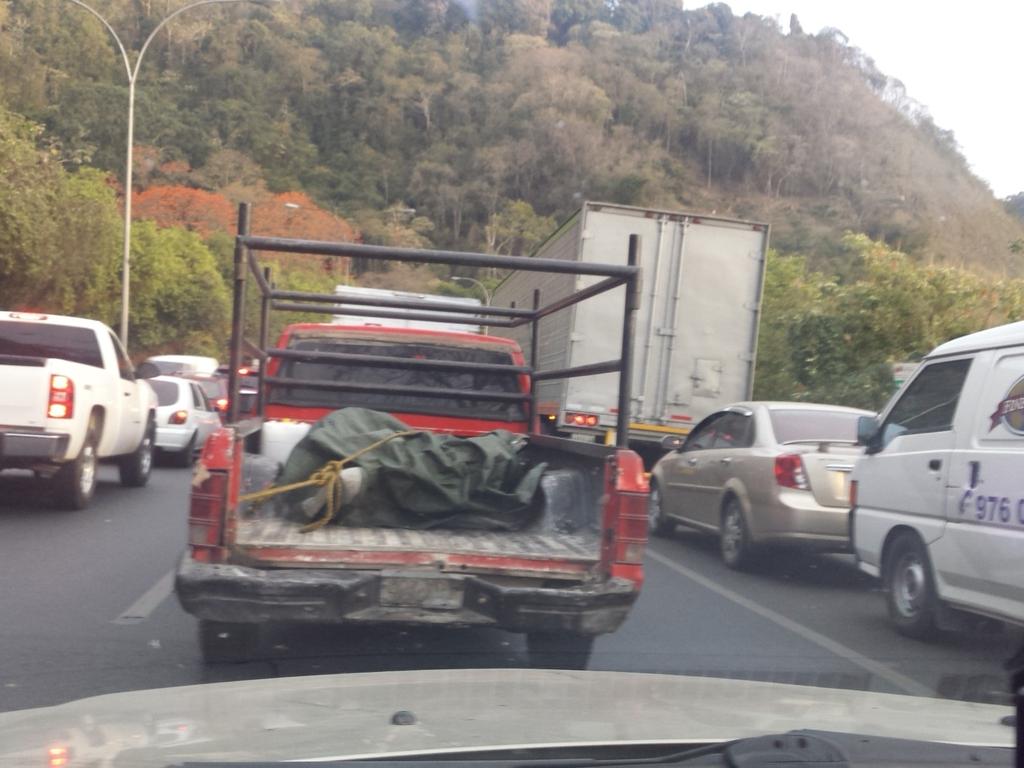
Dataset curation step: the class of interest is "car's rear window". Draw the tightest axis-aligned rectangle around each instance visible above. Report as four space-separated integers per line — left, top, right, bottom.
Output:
149 380 180 406
0 321 103 368
769 409 862 444
149 360 190 375
193 378 225 399
269 336 525 421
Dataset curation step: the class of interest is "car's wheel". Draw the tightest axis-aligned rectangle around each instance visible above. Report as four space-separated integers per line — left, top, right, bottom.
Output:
526 631 595 670
648 482 673 537
53 423 99 510
119 420 154 487
173 432 197 468
720 497 754 570
199 620 261 663
885 532 938 639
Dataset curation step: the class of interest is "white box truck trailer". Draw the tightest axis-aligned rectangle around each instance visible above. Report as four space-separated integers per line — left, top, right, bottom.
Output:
493 202 769 458
332 285 483 334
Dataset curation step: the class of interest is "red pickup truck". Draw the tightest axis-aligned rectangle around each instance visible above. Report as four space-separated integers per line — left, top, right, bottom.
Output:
263 323 531 435
174 208 648 667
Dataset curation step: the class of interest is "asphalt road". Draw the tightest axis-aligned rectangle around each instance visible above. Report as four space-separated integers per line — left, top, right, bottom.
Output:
0 464 1018 714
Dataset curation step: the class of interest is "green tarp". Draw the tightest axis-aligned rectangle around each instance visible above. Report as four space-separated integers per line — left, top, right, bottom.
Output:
276 408 546 530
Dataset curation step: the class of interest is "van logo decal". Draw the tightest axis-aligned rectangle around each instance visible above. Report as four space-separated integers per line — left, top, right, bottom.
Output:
989 375 1024 434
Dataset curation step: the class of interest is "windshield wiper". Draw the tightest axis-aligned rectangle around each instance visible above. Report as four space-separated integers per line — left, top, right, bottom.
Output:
175 729 1012 768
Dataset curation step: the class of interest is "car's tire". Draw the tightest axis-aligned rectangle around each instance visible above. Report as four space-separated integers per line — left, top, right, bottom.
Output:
884 531 939 639
199 620 261 663
720 497 754 570
648 482 673 537
119 420 154 487
53 423 99 510
173 433 197 468
526 631 595 670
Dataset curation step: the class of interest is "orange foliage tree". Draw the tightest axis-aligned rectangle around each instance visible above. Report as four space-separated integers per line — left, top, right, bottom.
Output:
132 186 234 238
252 193 359 278
252 192 358 242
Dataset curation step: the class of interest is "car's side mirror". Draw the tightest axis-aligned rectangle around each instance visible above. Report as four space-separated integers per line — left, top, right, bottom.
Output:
661 434 685 452
134 361 160 379
857 415 882 453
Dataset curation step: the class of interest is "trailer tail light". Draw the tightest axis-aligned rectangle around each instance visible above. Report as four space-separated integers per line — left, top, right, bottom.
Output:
47 375 74 419
774 454 809 490
189 469 228 562
169 409 189 425
565 411 599 427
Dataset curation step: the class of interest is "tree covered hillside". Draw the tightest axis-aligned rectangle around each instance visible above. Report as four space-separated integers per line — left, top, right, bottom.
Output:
1 0 1022 274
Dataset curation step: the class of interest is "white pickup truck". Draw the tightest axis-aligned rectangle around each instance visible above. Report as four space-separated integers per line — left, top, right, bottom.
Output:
0 312 157 509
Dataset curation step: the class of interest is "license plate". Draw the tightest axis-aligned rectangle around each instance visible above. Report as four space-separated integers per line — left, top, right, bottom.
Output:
380 574 464 610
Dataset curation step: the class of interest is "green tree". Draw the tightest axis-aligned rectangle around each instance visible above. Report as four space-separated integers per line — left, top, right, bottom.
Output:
0 108 122 320
485 199 554 255
128 221 230 356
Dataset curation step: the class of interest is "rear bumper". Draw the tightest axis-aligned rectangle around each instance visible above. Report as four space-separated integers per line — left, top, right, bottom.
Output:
175 554 638 636
750 490 851 552
0 429 70 464
155 425 192 451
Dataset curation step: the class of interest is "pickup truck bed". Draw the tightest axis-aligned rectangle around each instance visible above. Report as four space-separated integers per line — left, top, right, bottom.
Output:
235 521 601 572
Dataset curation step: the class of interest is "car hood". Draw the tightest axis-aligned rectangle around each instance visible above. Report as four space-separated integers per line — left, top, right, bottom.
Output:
0 669 1012 766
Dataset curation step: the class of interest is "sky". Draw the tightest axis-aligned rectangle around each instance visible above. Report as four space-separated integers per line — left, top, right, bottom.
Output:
718 1 1023 198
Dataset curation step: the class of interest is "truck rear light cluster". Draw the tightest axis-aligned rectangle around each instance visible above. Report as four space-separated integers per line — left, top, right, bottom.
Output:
565 411 599 427
169 409 189 425
47 374 74 419
189 470 228 562
604 450 649 586
47 746 70 768
774 453 809 490
614 501 648 565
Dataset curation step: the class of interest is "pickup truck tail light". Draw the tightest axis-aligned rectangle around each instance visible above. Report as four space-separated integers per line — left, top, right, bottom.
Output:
614 505 648 565
47 375 74 419
774 453 809 490
189 470 228 562
605 450 648 586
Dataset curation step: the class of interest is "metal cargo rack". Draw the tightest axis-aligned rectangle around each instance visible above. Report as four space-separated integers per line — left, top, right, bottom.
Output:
226 202 641 447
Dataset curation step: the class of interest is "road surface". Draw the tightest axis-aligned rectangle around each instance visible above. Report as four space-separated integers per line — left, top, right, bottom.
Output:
0 465 1016 713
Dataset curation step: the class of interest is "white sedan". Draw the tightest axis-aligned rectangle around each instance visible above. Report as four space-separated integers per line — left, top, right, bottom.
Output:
148 376 222 467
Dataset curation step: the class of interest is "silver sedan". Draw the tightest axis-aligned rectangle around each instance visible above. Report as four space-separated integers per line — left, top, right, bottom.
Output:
649 402 872 569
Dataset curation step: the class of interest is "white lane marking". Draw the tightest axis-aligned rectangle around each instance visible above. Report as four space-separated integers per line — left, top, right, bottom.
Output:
646 548 935 697
112 570 174 625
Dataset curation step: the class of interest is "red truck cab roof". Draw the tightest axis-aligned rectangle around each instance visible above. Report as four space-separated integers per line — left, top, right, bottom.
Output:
264 324 531 435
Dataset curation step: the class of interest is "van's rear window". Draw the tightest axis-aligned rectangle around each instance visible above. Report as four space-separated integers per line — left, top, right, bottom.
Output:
0 322 103 368
269 336 525 421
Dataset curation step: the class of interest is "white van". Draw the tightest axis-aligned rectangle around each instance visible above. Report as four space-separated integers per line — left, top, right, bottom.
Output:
851 320 1024 638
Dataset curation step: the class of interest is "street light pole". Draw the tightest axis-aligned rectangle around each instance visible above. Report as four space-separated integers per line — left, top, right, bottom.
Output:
66 0 271 350
452 276 492 306
452 276 492 336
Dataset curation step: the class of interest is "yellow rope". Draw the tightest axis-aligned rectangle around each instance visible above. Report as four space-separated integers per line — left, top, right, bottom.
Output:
239 430 417 533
